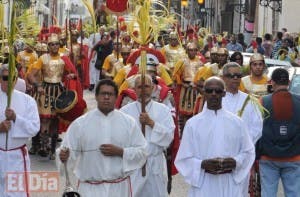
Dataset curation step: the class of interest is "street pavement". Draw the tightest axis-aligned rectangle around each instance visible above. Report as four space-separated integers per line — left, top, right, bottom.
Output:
29 89 283 197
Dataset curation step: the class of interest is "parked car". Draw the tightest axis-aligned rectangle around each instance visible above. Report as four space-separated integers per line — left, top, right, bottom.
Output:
266 66 300 95
289 67 300 95
229 51 293 67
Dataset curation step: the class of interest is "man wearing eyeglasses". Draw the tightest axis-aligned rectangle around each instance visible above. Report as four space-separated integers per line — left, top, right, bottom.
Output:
0 64 40 197
58 79 147 197
222 62 263 196
222 62 263 143
27 33 82 159
175 76 255 197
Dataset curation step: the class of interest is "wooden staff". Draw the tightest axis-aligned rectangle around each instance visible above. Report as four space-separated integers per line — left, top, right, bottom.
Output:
140 50 147 176
79 17 84 83
69 19 74 65
65 17 68 43
116 17 119 61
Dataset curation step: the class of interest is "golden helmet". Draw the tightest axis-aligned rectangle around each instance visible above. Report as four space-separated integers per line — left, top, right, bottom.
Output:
198 27 208 38
48 33 59 44
99 25 106 32
211 47 218 54
41 43 48 52
121 45 132 53
169 32 177 39
217 48 228 55
35 42 42 51
249 53 264 64
186 42 198 50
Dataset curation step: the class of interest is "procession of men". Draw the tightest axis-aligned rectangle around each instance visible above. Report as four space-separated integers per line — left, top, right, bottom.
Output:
0 0 300 197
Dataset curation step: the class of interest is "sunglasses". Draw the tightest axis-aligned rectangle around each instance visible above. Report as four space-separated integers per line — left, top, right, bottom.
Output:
224 73 243 79
49 42 60 46
1 75 8 81
204 88 224 94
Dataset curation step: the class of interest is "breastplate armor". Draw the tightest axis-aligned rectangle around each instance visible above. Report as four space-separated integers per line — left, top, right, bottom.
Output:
41 55 65 83
242 76 268 97
183 58 203 82
165 45 186 70
72 44 81 64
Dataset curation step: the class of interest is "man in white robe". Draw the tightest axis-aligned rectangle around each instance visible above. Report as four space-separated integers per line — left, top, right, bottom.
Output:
222 62 263 143
175 76 255 197
121 74 175 197
222 62 263 196
57 79 147 197
0 64 40 197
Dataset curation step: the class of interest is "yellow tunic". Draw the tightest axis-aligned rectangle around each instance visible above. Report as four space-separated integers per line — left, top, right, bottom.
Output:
102 52 123 78
59 46 70 57
16 50 38 75
240 75 269 97
173 57 203 84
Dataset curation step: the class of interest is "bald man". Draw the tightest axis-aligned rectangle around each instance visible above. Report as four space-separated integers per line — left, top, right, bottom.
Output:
175 77 255 197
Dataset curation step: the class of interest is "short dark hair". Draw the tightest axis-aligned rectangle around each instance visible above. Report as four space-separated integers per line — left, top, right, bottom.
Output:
110 30 116 38
230 51 243 65
271 68 289 85
95 79 118 96
264 33 272 41
277 31 283 40
256 37 262 44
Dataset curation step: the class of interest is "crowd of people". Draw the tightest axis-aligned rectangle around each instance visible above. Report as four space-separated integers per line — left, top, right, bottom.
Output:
0 21 299 197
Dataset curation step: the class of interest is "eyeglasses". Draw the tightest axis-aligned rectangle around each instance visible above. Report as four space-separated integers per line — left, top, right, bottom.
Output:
98 91 115 97
224 73 243 79
49 42 60 46
204 88 224 94
188 49 198 52
121 52 130 56
1 75 8 81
